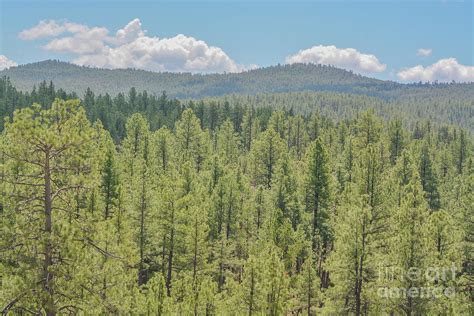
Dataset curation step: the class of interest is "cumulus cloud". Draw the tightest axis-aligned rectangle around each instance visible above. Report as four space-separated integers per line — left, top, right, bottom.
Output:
286 45 386 73
19 19 250 73
417 48 432 57
0 55 18 70
112 19 145 45
19 20 87 40
43 26 109 54
397 58 474 83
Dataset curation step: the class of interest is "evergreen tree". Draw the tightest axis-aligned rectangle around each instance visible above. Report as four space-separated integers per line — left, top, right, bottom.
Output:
120 113 156 286
304 138 331 261
389 119 404 165
385 167 433 315
419 143 441 211
175 108 205 169
0 100 103 313
293 252 320 315
251 128 285 188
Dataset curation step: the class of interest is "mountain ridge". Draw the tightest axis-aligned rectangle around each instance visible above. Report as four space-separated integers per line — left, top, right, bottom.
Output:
1 60 473 102
0 60 398 98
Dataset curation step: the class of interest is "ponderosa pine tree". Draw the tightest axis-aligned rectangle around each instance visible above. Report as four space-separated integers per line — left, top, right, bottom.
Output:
268 110 286 139
419 143 441 211
217 119 240 164
356 110 381 148
175 108 205 168
326 165 386 316
288 114 306 160
89 129 138 313
385 166 433 315
157 174 182 297
251 127 285 188
241 107 257 152
273 153 301 230
0 100 104 314
120 113 156 286
292 249 320 315
389 119 404 165
152 126 175 173
304 138 331 276
426 209 468 314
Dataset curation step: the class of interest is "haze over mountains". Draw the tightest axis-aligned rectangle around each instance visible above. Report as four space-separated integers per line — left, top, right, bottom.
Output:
3 60 473 100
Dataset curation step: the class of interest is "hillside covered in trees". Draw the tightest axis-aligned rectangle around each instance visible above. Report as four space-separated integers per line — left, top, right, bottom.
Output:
1 75 473 314
1 76 473 137
2 60 474 100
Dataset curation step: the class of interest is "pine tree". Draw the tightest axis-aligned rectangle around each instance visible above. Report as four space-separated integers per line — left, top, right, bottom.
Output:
326 163 386 316
304 138 331 262
175 108 205 168
263 248 288 315
385 167 433 315
157 175 181 297
101 146 119 220
268 110 286 139
273 154 301 230
293 250 320 315
120 113 156 286
217 119 240 164
241 107 257 152
152 127 175 173
241 255 264 315
251 128 285 188
288 114 306 160
356 110 381 148
389 119 404 165
419 143 441 211
454 129 467 175
0 100 103 314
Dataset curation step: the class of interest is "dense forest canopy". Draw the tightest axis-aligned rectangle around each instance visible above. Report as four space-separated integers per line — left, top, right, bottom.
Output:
1 76 473 139
1 74 473 314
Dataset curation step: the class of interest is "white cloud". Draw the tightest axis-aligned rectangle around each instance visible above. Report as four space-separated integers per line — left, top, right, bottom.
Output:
285 45 386 73
19 19 251 73
112 18 145 45
43 26 109 54
397 58 474 83
417 48 432 57
19 20 87 40
0 55 18 70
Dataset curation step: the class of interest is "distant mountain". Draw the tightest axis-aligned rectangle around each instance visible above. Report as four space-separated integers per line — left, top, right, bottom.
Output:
1 61 472 131
1 60 404 99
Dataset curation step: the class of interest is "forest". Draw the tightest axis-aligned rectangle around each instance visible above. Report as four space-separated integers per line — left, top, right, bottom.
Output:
0 75 472 315
2 60 474 100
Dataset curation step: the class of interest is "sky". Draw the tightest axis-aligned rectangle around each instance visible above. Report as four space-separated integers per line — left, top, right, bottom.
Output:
0 0 472 82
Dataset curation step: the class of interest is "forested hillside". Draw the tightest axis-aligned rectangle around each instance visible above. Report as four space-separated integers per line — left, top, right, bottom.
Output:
0 60 388 98
2 60 473 100
1 85 473 313
202 91 474 132
1 77 473 138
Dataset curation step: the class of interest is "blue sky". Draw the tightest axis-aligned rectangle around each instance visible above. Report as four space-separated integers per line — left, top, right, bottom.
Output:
0 0 472 81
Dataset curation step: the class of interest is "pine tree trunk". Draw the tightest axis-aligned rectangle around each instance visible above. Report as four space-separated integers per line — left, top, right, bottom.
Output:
307 266 312 316
193 217 198 279
248 268 255 316
138 174 146 285
43 149 56 316
312 194 319 253
166 217 175 296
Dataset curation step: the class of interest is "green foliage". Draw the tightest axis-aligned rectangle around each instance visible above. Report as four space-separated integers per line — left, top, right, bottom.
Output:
1 96 472 314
